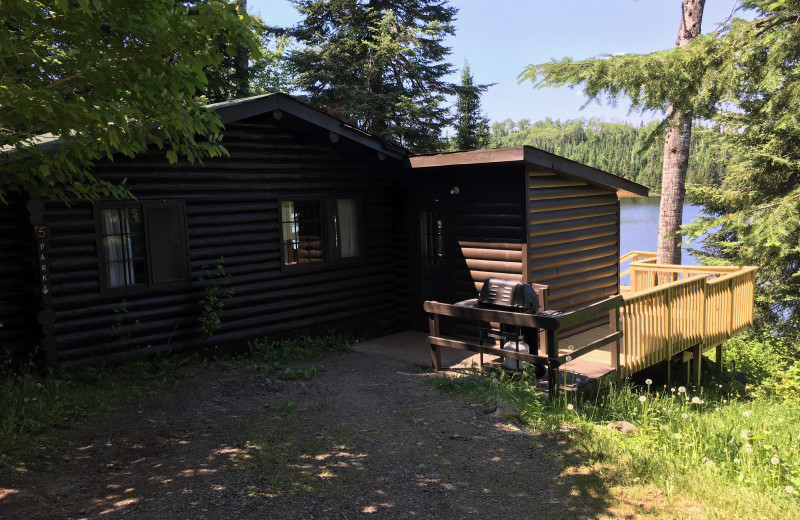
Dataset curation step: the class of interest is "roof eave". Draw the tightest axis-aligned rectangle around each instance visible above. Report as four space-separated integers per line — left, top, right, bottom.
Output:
408 146 649 197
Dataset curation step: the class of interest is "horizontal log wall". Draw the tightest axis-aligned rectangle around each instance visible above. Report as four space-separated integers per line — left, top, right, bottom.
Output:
399 167 526 311
0 202 35 356
528 169 620 310
43 115 406 368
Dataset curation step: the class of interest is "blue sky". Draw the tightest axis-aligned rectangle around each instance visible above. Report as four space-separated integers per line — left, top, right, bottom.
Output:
248 0 742 126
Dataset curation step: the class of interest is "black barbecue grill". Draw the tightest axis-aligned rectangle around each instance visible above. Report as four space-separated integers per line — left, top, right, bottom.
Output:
466 278 544 374
477 278 539 313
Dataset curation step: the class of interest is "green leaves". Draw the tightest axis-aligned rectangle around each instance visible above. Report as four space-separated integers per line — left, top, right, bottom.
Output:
1 0 261 204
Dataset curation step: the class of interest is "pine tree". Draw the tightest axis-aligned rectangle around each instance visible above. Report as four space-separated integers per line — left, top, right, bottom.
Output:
520 0 800 337
287 0 456 152
452 61 493 151
682 1 800 338
520 0 706 265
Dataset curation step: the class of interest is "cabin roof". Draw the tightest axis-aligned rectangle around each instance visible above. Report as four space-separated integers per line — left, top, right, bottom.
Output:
409 146 650 198
208 93 409 161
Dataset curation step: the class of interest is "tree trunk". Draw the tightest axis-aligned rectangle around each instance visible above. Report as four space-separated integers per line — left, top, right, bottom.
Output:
657 0 705 265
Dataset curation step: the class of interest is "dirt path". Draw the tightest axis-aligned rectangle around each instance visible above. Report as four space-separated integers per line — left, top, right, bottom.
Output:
1 351 623 519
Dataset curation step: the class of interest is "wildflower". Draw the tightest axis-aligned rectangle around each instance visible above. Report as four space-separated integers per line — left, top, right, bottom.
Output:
691 396 703 404
734 458 740 464
715 407 721 412
718 384 723 389
745 443 753 453
771 456 780 465
778 418 784 423
723 399 727 404
645 378 653 386
678 386 686 394
740 430 749 439
671 387 676 393
36 383 43 389
682 413 689 419
786 486 795 495
565 355 572 362
639 395 647 403
742 410 753 418
567 404 574 411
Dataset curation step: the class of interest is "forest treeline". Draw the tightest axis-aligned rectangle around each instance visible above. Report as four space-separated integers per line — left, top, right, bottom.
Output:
487 118 728 192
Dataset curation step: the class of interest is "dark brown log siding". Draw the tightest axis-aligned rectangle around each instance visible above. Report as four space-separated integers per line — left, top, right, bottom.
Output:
43 115 405 368
0 202 35 356
400 166 526 315
528 169 620 310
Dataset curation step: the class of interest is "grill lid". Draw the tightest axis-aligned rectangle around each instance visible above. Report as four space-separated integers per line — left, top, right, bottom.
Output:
477 278 539 312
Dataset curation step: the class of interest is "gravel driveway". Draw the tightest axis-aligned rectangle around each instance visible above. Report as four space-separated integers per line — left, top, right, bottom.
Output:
1 349 620 519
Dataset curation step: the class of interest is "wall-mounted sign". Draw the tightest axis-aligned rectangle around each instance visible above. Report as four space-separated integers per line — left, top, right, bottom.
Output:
35 225 51 304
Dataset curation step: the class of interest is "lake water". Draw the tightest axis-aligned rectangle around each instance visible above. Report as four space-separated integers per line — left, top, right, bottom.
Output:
620 196 704 265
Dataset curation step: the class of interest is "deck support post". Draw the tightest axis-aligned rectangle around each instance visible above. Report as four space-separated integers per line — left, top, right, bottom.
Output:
716 344 724 373
546 329 559 398
666 356 672 387
692 344 702 387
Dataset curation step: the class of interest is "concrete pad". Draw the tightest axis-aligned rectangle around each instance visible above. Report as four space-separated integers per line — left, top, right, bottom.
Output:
351 330 499 372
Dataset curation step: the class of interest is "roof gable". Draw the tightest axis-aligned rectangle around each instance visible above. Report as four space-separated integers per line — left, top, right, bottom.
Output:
207 93 408 161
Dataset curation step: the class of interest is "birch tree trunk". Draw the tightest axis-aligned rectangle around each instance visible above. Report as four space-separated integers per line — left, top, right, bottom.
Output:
657 0 705 265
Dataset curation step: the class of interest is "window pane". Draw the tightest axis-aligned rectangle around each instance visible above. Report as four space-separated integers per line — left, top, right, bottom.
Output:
281 199 323 265
335 198 359 258
420 211 445 268
146 205 188 284
100 208 144 288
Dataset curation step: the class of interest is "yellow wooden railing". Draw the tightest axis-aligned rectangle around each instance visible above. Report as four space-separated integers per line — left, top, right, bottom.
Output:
619 251 657 285
618 255 757 378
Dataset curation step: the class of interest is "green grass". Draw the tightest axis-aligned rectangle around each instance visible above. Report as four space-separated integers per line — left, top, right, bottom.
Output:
432 333 800 518
0 334 353 456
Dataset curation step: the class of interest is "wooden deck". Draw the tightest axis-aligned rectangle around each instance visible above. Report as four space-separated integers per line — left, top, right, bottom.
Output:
424 252 757 395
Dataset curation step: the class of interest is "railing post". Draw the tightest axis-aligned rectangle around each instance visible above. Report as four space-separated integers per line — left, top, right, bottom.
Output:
428 313 442 371
609 308 620 370
728 277 735 337
666 286 673 358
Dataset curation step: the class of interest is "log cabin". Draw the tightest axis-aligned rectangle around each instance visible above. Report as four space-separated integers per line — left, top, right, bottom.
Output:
0 94 755 385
